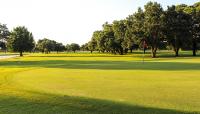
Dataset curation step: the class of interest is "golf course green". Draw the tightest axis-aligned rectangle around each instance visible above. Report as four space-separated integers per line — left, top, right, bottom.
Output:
0 51 200 114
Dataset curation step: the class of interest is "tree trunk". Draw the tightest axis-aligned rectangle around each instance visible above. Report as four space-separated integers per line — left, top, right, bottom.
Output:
20 51 23 57
130 49 133 53
124 49 128 54
91 50 93 53
151 48 157 58
174 35 179 57
192 40 197 56
176 50 179 57
193 49 196 56
144 48 146 54
119 48 123 55
174 48 179 57
4 49 7 54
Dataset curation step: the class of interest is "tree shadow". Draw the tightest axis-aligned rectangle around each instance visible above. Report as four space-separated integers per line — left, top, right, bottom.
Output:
27 50 200 58
28 55 135 58
0 90 198 114
0 60 200 71
158 54 200 58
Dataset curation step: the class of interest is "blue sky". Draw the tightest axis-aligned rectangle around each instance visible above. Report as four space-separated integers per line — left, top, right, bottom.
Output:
0 0 199 45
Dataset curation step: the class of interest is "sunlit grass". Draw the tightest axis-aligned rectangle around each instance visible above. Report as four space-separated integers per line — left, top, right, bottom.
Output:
0 51 200 114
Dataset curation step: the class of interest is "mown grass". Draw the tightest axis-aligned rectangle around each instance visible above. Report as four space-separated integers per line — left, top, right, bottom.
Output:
0 51 200 114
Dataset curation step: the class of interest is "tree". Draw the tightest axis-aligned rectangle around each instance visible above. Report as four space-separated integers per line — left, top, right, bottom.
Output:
164 6 192 56
0 24 10 41
183 4 200 56
70 43 80 53
92 30 105 52
55 42 65 53
0 41 6 51
144 2 164 58
102 22 116 53
124 17 135 53
80 43 89 51
36 38 55 54
86 1 200 56
0 24 10 52
88 41 96 53
112 20 126 55
194 2 200 11
8 26 35 56
176 4 188 12
65 44 71 52
36 39 45 53
130 7 146 52
192 3 200 56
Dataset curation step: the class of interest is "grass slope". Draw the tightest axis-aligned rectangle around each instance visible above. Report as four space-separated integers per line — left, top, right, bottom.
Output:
0 51 200 114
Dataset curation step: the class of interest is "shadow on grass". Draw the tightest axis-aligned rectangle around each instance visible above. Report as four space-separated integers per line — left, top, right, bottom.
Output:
157 54 200 58
0 60 200 71
0 90 198 114
27 51 200 58
28 55 136 58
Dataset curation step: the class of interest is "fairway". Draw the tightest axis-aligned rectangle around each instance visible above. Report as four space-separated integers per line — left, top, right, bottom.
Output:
0 52 200 114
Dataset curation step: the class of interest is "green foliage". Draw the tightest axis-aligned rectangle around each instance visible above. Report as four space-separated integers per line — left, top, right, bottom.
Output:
144 2 164 57
124 16 137 52
0 24 10 51
36 38 65 53
86 1 200 57
0 24 10 41
8 26 35 56
55 42 65 53
88 41 96 53
164 6 193 56
70 43 80 53
112 20 127 55
175 4 188 12
102 22 116 53
0 41 6 50
80 43 89 51
65 44 71 52
36 38 55 53
93 30 105 52
194 2 200 12
131 7 145 49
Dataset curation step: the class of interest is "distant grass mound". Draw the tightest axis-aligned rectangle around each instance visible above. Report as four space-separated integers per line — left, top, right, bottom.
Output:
0 51 200 114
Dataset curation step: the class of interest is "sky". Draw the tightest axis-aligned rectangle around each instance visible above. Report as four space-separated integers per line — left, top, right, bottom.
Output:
0 0 199 45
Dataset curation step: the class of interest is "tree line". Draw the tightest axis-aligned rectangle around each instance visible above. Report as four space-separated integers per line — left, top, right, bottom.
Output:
35 39 80 54
0 26 81 56
83 1 200 57
0 1 200 57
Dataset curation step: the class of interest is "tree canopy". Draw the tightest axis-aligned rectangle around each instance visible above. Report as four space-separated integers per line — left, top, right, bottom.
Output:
8 26 35 56
83 1 200 57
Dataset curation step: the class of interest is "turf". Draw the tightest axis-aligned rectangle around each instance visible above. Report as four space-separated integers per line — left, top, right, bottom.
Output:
0 51 200 114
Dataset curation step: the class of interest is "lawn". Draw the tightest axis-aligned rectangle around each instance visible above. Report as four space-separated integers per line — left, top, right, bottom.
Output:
0 51 200 114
